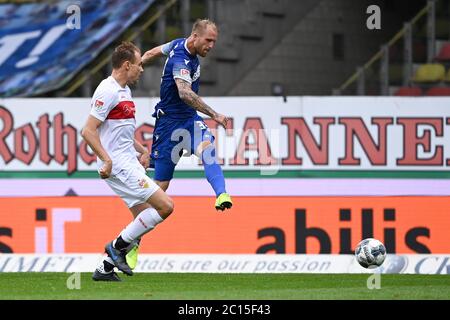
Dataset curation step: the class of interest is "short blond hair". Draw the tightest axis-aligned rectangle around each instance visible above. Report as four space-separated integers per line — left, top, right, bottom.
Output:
191 19 218 35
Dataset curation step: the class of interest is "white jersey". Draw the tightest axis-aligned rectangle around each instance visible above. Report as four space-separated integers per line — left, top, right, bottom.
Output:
90 76 139 175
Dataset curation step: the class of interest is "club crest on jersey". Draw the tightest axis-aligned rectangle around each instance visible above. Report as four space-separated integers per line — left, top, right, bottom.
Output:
94 100 104 109
138 178 149 188
123 104 134 116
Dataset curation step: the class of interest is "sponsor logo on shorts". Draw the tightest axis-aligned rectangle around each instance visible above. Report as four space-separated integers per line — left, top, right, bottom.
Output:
138 178 149 188
180 68 190 76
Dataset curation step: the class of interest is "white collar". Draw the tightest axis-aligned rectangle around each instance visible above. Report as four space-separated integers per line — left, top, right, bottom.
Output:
184 38 195 57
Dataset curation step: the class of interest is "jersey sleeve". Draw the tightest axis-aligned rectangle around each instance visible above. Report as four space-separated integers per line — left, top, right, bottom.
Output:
89 87 117 121
172 56 192 84
161 40 175 56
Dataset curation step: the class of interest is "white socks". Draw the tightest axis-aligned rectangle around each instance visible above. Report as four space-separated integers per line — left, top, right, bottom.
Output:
97 256 115 274
120 207 163 243
98 208 163 274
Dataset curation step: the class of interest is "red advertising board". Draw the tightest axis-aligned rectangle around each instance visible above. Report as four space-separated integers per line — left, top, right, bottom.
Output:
0 196 448 254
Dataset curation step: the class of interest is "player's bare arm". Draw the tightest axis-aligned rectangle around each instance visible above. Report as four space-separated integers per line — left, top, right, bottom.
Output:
134 139 150 168
81 115 112 179
175 78 228 128
142 45 165 65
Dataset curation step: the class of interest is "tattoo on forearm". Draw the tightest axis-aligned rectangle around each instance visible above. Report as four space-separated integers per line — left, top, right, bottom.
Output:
176 79 217 118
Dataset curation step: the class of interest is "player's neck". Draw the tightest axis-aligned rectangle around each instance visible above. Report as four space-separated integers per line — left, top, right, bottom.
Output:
111 70 127 88
185 36 196 56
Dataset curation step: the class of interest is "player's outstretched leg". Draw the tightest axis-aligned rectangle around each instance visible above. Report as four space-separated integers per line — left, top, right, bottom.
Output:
92 256 122 281
201 143 233 211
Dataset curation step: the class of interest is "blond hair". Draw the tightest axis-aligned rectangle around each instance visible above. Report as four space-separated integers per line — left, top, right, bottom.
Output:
191 19 218 35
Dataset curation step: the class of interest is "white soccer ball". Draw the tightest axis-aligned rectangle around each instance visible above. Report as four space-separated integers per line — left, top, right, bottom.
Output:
355 238 387 269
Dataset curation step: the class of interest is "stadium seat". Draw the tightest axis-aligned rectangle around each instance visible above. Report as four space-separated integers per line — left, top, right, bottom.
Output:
394 87 423 96
435 43 450 62
412 64 446 83
425 87 450 96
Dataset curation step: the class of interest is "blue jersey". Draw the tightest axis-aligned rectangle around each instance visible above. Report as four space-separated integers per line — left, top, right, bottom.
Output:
153 38 200 120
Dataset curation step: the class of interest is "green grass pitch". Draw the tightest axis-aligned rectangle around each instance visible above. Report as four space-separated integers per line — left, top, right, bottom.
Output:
0 273 449 300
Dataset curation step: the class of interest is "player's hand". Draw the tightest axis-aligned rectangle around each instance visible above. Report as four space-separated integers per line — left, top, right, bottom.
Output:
99 159 112 179
139 151 150 169
214 113 229 129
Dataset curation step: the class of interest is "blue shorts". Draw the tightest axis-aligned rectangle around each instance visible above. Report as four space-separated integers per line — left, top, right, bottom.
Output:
149 114 215 181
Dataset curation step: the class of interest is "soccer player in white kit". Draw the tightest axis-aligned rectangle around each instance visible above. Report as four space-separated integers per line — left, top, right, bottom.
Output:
81 42 174 281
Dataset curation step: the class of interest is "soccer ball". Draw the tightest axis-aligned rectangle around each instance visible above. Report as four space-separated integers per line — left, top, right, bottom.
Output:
355 238 387 269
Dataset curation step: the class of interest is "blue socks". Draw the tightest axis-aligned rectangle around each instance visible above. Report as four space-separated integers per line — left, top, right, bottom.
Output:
202 145 226 197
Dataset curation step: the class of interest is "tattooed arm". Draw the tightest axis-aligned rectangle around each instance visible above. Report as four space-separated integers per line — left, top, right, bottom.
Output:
175 78 228 127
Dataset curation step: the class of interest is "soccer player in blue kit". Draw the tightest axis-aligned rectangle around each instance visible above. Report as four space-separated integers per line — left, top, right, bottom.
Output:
142 19 233 211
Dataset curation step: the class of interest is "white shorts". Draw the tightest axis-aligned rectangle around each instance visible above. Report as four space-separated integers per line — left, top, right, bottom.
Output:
105 165 160 208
